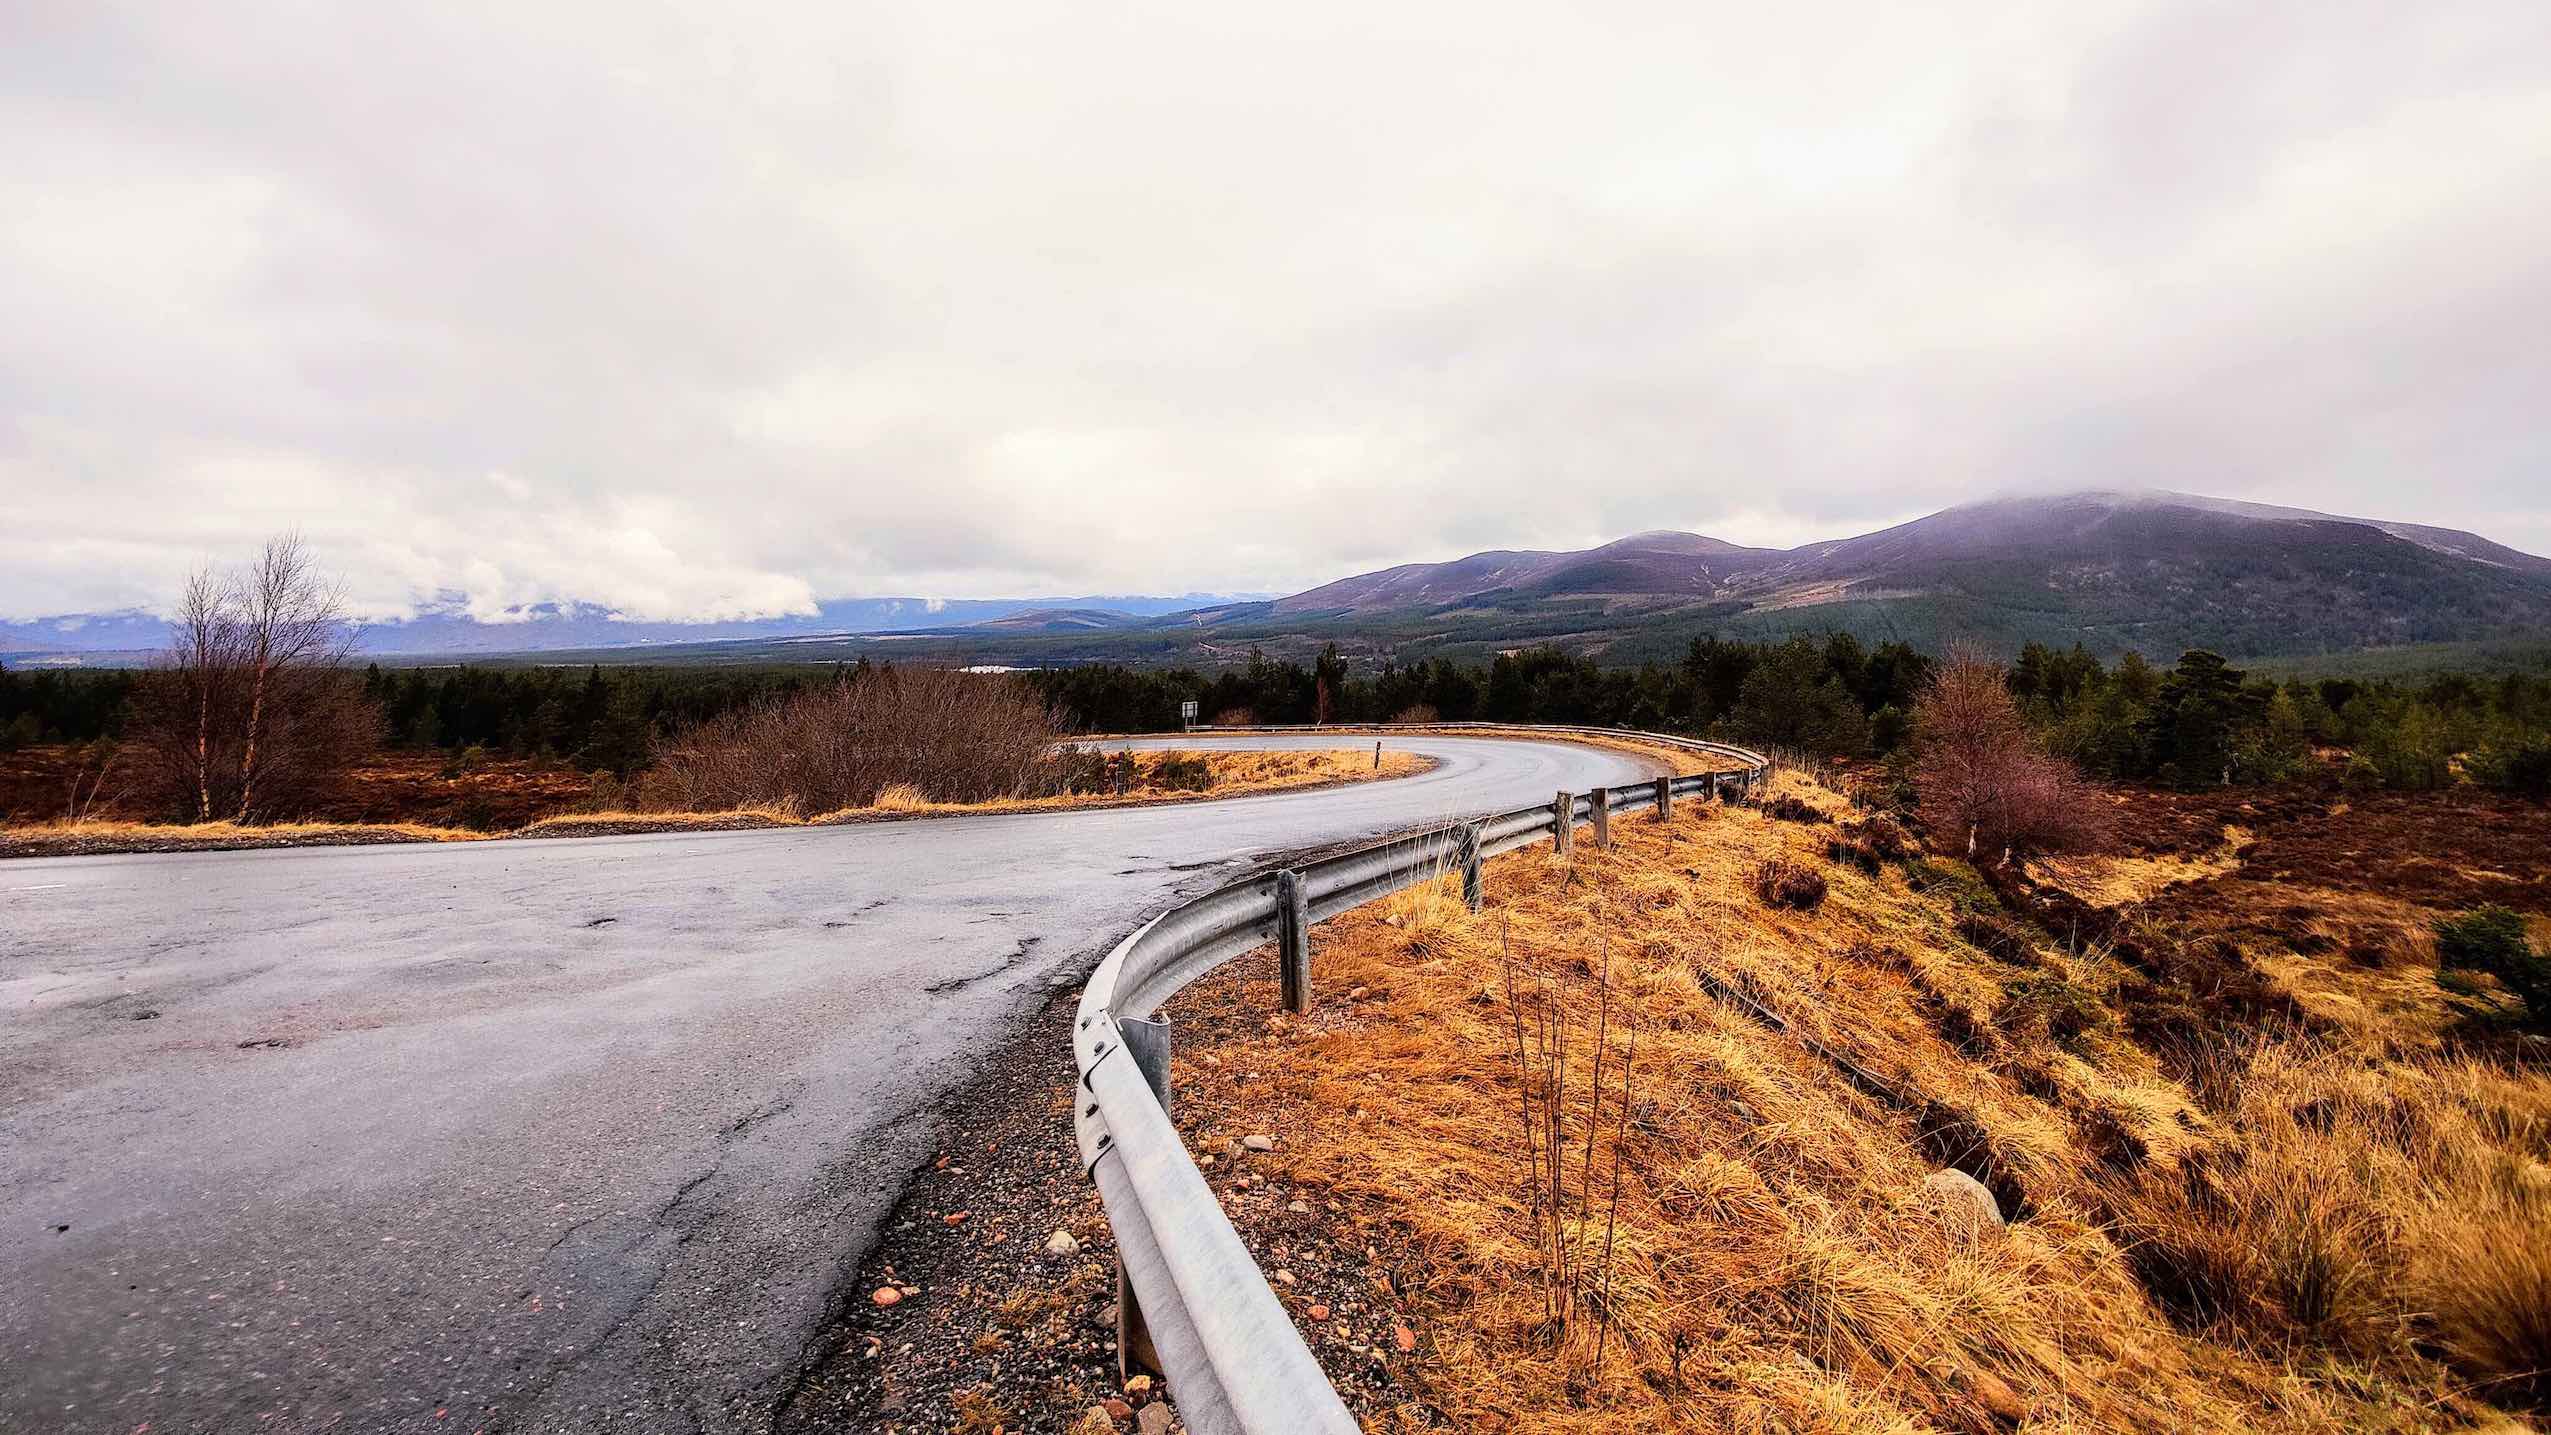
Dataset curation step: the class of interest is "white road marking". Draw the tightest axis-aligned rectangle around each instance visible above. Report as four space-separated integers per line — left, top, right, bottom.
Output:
5 884 69 892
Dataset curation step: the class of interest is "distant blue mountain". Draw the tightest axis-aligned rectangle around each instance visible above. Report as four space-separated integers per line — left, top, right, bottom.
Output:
0 593 1266 664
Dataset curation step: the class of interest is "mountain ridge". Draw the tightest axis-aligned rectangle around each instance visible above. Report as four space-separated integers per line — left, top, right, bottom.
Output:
1279 490 2551 615
1201 489 2551 662
11 491 2546 668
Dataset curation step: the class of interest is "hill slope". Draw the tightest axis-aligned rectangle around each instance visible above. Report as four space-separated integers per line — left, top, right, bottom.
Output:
1145 767 2551 1431
1275 530 1786 613
1250 490 2551 659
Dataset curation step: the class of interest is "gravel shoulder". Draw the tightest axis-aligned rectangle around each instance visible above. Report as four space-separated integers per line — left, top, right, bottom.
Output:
776 986 1148 1435
775 952 1432 1435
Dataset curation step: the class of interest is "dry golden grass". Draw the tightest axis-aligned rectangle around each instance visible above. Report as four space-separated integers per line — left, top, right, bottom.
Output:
793 748 1432 820
2031 823 2249 907
869 782 935 812
1169 774 2551 1433
515 804 803 836
0 816 487 848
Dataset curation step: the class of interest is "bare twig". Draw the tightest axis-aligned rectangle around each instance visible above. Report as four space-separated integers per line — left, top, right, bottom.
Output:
1579 932 1612 1249
1595 1010 1639 1376
62 742 123 826
1503 917 1542 1303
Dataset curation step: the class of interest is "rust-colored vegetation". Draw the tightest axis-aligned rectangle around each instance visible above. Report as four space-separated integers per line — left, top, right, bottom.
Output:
1162 764 2551 1433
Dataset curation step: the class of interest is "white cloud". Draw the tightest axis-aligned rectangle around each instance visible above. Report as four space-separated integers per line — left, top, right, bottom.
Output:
4 0 2546 620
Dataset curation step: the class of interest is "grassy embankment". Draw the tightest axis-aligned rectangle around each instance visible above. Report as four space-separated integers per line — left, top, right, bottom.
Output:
1161 767 2551 1433
0 748 1430 858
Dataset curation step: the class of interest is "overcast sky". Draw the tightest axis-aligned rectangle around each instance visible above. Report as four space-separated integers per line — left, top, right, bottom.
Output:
6 1 2547 621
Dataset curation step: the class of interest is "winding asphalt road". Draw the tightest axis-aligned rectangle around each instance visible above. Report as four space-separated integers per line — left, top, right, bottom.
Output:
0 733 1666 1434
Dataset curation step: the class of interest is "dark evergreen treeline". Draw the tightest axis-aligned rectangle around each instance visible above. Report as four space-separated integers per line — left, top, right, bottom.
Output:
2005 642 2551 797
0 639 1923 759
7 635 2544 799
0 660 851 774
1023 635 1931 756
0 666 138 747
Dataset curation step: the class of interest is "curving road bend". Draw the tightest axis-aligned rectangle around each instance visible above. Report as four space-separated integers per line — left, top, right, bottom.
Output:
0 733 1666 1434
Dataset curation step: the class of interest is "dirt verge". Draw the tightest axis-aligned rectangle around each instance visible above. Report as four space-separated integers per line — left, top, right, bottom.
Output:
776 987 1147 1435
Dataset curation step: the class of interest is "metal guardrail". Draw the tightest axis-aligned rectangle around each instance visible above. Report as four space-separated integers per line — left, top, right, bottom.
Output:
1070 723 1769 1434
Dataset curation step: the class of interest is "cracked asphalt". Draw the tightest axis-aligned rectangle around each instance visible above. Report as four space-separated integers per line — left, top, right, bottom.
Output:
0 734 1666 1434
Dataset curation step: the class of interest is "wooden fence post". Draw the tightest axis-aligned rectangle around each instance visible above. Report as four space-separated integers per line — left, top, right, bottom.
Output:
1591 787 1612 849
1654 775 1673 822
1552 790 1573 858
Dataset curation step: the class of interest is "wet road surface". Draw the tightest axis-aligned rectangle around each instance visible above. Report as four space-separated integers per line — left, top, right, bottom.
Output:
0 734 1664 1433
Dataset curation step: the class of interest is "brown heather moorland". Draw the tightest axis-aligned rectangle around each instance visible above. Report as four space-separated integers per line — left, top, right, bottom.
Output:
1154 767 2551 1433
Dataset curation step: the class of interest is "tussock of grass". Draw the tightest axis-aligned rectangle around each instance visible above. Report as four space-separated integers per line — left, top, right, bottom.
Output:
869 783 935 812
1174 772 2551 1432
515 805 803 835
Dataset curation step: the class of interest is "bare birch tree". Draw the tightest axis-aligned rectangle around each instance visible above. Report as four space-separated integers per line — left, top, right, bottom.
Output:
172 564 239 822
131 535 377 823
232 535 355 821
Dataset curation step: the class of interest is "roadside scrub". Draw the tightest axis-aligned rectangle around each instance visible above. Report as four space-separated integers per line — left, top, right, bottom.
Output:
521 748 1431 837
1156 767 2551 1432
0 748 1431 857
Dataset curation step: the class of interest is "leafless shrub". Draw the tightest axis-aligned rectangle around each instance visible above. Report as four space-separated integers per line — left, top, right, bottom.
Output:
1499 920 1641 1363
1391 703 1440 724
1913 648 2109 860
1048 745 1113 795
1751 857 1828 910
125 535 376 823
1824 834 1882 874
1840 814 1914 861
1146 751 1214 792
637 666 1065 813
61 740 124 825
1762 795 1824 825
1212 706 1257 728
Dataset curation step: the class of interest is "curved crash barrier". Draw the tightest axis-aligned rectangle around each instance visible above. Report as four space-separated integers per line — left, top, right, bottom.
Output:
1071 724 1768 1435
